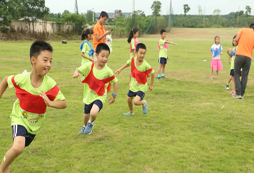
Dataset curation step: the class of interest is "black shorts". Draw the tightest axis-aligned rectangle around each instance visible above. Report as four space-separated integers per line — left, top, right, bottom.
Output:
127 90 145 100
84 100 103 114
12 125 36 147
231 69 242 77
158 57 167 64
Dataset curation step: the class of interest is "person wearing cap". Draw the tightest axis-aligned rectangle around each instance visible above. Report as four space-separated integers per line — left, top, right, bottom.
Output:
233 23 254 99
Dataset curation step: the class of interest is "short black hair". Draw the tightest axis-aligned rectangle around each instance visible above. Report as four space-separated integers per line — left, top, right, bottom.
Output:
100 11 109 18
95 43 110 54
136 43 146 52
30 41 53 60
160 29 166 35
249 23 254 29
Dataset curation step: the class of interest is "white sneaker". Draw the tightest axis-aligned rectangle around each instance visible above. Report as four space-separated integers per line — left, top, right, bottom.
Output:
232 94 242 99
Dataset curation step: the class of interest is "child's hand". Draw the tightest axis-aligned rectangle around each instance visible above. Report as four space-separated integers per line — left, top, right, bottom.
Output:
226 49 229 53
149 85 153 91
167 56 169 60
73 70 81 78
40 90 52 107
229 48 233 52
115 69 121 75
172 42 176 45
108 96 115 104
212 55 214 58
89 58 93 61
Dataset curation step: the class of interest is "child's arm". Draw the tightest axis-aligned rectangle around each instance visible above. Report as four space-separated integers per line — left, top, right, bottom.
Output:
115 64 130 75
40 90 67 109
228 48 236 54
165 41 176 45
0 77 8 99
149 73 154 91
228 56 232 64
81 52 93 61
73 69 81 78
209 49 214 58
108 82 118 105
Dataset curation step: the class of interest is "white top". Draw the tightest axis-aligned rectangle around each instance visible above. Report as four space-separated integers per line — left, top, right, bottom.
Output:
211 44 223 59
106 35 112 46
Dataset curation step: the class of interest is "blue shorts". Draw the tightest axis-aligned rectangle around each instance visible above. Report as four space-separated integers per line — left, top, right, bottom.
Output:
84 100 103 114
230 69 242 77
12 125 36 147
158 57 167 64
127 90 145 100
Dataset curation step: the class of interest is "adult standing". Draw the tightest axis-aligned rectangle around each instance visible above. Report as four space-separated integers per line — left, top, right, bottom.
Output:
233 23 254 98
93 11 112 51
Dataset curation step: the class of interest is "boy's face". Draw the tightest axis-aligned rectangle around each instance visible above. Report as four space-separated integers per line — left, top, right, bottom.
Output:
161 32 166 39
31 50 52 76
100 16 108 25
136 48 146 61
96 50 109 66
215 37 220 44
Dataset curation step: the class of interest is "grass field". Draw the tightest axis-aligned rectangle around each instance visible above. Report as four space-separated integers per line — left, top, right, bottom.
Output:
1 28 254 173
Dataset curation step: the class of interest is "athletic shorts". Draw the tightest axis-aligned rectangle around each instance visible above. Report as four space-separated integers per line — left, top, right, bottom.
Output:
12 125 36 147
127 90 145 100
158 57 167 64
84 100 103 114
230 69 242 77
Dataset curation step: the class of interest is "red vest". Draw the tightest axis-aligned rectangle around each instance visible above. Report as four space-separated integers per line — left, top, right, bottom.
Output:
11 76 59 114
131 57 153 84
82 61 115 96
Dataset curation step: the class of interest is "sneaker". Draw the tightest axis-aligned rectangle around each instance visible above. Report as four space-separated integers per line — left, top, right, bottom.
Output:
232 94 242 99
142 101 148 114
123 112 135 115
225 85 229 90
78 126 85 134
161 76 165 79
84 121 94 135
158 77 161 79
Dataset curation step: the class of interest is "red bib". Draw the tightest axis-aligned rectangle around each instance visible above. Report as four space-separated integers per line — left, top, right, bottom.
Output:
11 76 59 114
82 61 115 96
131 57 153 85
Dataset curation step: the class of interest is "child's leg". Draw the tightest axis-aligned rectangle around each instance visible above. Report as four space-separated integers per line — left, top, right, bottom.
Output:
210 68 213 78
133 96 146 107
89 104 100 123
231 76 235 92
127 96 134 114
162 64 166 74
216 70 219 77
158 63 163 77
0 136 25 173
227 76 232 84
84 113 90 126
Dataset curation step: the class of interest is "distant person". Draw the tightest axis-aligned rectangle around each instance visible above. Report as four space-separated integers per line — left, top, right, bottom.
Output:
105 34 113 53
93 11 112 51
127 28 140 84
80 29 94 65
233 23 254 99
157 29 176 79
73 43 118 135
115 43 155 115
209 36 223 79
0 41 67 173
225 35 238 95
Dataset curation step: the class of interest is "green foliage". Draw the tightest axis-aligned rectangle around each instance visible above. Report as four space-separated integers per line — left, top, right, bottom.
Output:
86 10 95 23
151 0 162 16
0 0 11 28
183 4 190 15
61 13 87 34
245 6 251 16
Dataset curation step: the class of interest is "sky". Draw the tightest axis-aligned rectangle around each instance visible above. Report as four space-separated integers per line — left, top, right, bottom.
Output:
46 0 254 16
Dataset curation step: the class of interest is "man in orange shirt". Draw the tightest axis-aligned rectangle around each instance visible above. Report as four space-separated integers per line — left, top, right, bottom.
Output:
233 23 254 99
93 11 112 51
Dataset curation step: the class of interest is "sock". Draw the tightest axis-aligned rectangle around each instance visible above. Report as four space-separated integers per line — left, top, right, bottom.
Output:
162 73 165 77
158 74 161 77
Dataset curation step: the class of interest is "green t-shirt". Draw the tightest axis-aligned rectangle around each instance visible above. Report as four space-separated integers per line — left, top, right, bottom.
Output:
77 62 118 104
81 42 93 65
159 39 167 58
130 39 135 58
230 46 238 70
7 73 65 135
127 57 154 93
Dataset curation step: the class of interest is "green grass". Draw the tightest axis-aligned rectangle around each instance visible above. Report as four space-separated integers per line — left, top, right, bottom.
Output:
1 28 254 172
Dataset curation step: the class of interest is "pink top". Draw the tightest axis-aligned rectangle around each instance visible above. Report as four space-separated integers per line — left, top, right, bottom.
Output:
130 39 140 52
158 42 168 50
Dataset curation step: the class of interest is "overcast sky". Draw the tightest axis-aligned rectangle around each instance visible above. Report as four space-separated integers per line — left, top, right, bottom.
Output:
46 0 254 15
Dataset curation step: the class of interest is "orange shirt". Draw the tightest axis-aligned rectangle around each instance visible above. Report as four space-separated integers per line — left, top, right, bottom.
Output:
236 28 254 58
93 22 106 50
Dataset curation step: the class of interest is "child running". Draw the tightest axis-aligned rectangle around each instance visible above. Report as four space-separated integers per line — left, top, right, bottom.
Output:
157 29 176 79
209 36 223 79
80 29 94 65
115 43 154 115
225 35 238 94
0 41 67 173
73 43 118 135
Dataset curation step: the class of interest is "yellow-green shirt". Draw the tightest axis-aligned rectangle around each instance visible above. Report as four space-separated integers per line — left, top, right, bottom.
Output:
81 42 93 65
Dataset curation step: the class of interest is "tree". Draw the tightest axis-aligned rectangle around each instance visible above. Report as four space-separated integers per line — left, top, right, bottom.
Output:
0 0 11 27
183 4 190 15
151 1 162 16
86 10 95 22
245 6 251 16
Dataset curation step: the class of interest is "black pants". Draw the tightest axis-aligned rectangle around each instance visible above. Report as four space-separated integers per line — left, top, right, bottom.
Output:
234 55 251 96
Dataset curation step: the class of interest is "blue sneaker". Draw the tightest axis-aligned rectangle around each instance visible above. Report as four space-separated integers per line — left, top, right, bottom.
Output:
78 125 85 134
142 101 148 114
84 121 94 135
123 112 135 115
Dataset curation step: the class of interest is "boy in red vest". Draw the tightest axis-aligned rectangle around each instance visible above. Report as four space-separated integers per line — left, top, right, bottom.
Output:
0 41 67 173
115 43 154 115
73 43 118 135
